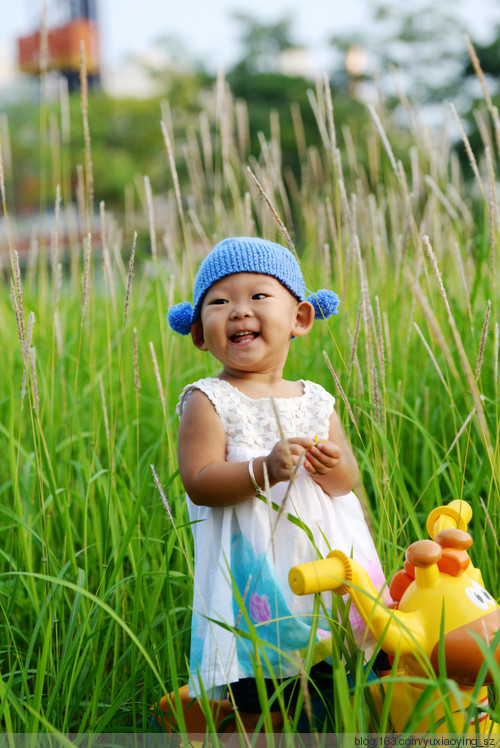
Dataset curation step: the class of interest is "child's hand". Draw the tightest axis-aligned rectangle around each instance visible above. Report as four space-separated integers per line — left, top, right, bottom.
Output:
303 439 342 476
266 437 316 483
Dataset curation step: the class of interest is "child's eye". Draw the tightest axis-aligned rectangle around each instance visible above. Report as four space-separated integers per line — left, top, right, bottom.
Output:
252 293 268 300
209 298 228 305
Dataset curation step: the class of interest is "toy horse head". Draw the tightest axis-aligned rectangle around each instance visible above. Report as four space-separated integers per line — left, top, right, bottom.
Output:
289 501 500 687
389 527 500 685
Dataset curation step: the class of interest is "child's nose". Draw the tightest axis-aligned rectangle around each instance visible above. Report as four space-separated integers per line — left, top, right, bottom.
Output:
230 304 252 319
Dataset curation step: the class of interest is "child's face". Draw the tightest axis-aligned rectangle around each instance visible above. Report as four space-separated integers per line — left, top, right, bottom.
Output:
191 273 314 375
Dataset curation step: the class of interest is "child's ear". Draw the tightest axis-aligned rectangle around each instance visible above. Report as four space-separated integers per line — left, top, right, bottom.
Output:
191 319 208 350
292 301 315 337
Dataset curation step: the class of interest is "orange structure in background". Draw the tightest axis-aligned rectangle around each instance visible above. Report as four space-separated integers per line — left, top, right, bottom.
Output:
17 1 100 90
18 19 99 75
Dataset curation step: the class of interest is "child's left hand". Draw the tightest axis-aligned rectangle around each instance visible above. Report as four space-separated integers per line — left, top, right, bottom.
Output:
303 440 342 476
302 411 359 496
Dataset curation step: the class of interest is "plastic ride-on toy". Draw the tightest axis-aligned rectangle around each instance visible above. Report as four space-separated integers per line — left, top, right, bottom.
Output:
289 499 500 733
155 500 500 735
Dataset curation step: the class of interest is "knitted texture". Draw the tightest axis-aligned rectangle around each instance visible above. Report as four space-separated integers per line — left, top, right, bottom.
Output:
167 236 339 335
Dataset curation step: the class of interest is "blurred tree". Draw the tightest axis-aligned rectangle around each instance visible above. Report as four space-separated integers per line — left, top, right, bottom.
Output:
3 82 210 213
225 12 367 188
230 12 297 75
454 29 500 178
329 0 466 106
132 34 212 86
2 11 384 216
461 27 500 98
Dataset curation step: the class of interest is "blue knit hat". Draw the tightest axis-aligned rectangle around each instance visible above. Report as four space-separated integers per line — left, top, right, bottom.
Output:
167 236 340 335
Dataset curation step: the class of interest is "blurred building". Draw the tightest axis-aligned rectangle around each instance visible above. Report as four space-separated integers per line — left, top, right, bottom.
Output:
17 0 100 91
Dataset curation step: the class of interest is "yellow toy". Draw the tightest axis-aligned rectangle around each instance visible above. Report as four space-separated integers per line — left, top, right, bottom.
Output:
155 500 499 735
289 499 500 733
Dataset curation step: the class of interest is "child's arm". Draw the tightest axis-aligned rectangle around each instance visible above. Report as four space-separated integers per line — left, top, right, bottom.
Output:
178 389 314 507
302 409 359 497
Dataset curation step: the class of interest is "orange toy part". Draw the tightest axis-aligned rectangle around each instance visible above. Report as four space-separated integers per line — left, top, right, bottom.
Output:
154 684 286 736
156 684 234 735
389 570 414 603
289 499 500 734
403 560 415 578
437 548 470 577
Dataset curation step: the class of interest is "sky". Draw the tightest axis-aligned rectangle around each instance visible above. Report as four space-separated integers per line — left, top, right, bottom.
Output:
1 0 499 91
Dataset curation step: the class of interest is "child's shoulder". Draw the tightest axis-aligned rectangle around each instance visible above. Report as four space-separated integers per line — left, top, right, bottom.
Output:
177 376 231 417
302 379 335 401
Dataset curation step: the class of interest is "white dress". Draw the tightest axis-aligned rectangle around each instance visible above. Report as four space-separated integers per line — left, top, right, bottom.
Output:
177 377 387 698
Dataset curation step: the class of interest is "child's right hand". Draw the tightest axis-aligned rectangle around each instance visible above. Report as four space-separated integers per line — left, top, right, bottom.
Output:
266 437 314 483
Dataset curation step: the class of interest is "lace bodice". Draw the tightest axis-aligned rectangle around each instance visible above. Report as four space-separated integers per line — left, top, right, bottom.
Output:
177 377 334 453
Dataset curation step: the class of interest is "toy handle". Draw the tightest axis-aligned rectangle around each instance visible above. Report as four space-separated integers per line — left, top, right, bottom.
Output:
426 500 473 540
288 550 351 596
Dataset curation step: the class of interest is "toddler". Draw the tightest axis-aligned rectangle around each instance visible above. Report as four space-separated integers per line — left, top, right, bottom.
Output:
168 236 387 722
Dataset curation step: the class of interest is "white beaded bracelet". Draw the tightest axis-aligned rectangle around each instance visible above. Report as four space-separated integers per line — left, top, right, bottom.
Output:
248 458 263 494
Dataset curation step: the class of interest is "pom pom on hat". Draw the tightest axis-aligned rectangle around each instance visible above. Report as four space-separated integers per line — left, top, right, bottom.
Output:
167 301 194 335
307 289 340 320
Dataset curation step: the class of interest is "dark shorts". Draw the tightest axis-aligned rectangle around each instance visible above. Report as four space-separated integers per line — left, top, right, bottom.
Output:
228 651 391 714
229 661 334 713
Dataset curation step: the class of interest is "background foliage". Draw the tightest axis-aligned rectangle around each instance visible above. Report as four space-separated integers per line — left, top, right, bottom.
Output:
0 6 499 736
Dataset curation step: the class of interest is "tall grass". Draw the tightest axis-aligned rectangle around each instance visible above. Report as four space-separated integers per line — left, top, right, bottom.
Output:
0 50 499 735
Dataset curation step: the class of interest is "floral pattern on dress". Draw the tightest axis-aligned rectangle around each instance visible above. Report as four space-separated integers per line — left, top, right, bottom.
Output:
230 532 326 675
249 593 272 624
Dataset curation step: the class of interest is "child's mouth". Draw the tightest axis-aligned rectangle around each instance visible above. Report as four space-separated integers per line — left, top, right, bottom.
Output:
230 330 259 344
